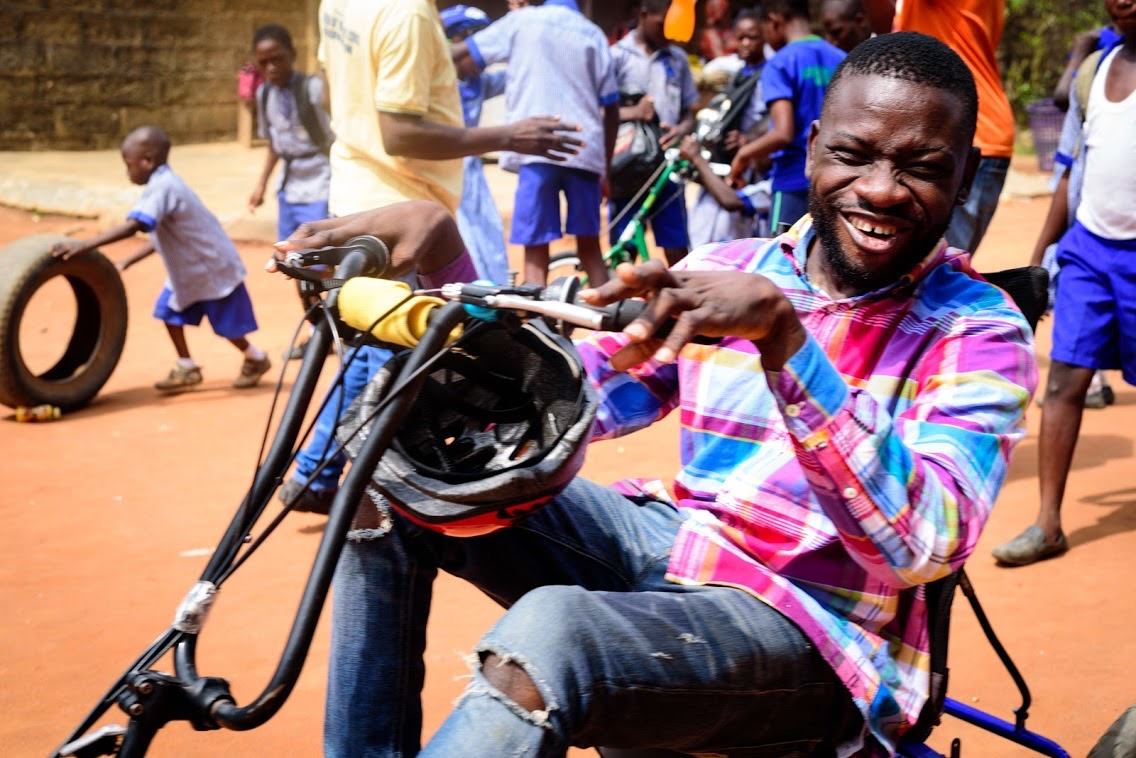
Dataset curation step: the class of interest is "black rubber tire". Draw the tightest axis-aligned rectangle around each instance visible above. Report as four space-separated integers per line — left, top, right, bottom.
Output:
0 234 128 411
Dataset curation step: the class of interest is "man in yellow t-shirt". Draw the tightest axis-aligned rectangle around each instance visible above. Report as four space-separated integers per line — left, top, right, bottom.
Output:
863 0 1015 256
318 0 582 216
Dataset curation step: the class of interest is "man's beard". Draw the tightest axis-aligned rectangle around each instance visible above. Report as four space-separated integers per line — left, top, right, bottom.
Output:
807 190 950 293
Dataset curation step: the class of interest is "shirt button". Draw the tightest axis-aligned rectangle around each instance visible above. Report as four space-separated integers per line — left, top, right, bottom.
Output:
842 486 858 500
785 403 801 417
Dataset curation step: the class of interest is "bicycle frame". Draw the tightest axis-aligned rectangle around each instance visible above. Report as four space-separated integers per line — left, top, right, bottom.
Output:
53 253 468 758
607 156 691 269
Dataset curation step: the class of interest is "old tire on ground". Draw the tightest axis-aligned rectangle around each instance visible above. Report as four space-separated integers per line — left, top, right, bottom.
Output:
0 233 128 411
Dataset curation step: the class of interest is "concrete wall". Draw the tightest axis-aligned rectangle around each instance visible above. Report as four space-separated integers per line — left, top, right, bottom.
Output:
1 0 318 150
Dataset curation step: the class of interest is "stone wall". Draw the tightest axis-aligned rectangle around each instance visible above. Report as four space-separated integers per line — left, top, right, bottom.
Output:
1 0 318 150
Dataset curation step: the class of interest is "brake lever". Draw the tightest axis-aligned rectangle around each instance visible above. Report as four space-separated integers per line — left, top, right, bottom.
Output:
56 724 126 758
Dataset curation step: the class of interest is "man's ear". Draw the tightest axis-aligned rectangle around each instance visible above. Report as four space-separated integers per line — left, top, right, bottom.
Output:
956 146 980 205
804 120 820 181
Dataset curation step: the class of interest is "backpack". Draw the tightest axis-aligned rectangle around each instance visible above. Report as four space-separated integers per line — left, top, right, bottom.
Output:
259 73 333 157
699 69 761 163
1073 48 1105 127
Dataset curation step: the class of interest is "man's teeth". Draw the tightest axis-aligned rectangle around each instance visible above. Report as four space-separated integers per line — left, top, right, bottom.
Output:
848 217 896 236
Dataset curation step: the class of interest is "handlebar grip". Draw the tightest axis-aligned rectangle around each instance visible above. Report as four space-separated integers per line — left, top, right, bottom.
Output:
598 299 720 345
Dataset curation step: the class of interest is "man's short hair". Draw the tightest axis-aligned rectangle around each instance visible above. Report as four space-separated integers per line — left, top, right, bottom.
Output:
825 31 979 143
253 23 294 52
760 0 811 20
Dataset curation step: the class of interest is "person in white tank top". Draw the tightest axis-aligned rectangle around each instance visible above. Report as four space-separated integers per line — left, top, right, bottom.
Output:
992 3 1136 568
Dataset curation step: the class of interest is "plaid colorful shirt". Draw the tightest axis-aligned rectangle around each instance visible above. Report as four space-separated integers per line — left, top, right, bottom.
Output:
576 217 1037 754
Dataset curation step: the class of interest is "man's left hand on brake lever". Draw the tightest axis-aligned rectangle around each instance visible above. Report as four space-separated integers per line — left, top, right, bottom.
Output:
579 261 807 373
265 201 466 279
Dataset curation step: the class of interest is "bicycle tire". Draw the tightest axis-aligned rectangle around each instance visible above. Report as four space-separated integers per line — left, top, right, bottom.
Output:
0 234 128 411
547 252 585 285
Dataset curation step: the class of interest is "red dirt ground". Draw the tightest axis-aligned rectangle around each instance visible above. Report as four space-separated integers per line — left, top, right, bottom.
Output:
2 188 1135 757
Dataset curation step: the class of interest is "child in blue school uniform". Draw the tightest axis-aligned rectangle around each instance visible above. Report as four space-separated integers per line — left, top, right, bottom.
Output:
441 5 510 284
728 0 845 232
453 0 619 286
247 23 334 359
53 126 271 392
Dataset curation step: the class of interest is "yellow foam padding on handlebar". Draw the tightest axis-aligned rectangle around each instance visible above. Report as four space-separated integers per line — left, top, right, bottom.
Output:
338 278 462 348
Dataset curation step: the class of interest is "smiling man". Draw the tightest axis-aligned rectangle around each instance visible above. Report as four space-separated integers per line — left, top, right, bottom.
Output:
299 32 1037 757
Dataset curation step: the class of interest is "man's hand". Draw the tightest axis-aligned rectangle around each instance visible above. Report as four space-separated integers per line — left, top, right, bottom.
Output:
723 129 748 152
678 134 702 163
727 151 750 188
507 117 584 161
51 240 90 260
580 260 807 372
268 200 465 279
248 186 266 213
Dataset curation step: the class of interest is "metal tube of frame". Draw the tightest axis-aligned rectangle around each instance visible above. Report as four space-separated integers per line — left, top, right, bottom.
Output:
943 698 1071 758
207 302 469 731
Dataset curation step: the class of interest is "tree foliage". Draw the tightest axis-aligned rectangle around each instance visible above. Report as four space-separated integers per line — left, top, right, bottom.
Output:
1000 0 1110 121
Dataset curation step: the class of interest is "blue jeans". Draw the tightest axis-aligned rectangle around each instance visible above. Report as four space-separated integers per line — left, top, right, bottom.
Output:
294 344 391 492
325 479 860 757
945 156 1010 255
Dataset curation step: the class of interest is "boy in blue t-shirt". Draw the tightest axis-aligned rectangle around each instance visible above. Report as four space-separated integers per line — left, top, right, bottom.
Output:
728 0 845 233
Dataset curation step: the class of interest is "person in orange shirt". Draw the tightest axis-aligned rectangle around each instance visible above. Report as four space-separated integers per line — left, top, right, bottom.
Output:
863 1 1015 256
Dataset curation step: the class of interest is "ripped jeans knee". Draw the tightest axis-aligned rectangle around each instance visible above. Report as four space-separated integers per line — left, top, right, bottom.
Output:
459 644 559 729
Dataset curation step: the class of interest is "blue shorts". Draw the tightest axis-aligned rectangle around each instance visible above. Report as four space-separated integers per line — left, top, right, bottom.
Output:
770 190 810 235
153 283 259 339
278 193 330 242
510 163 602 246
1051 220 1136 385
608 177 690 249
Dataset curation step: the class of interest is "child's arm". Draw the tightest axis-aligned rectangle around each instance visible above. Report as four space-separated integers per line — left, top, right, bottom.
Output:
679 136 743 212
1029 172 1070 267
117 243 156 273
51 219 146 260
249 144 280 213
728 99 793 187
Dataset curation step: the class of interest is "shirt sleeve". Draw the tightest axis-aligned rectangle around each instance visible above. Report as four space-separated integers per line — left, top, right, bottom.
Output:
594 42 620 107
761 54 794 106
372 7 441 115
128 178 173 232
416 249 478 289
482 69 508 101
765 290 1038 588
467 12 517 70
576 332 681 440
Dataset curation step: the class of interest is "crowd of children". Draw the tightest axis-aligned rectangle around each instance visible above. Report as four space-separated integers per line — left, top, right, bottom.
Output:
50 0 1134 575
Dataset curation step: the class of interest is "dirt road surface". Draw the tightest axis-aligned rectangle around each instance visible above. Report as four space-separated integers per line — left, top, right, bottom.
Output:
2 188 1134 757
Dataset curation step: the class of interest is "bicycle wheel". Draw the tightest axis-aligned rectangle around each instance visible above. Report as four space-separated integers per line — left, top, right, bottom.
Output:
0 234 128 410
547 252 586 286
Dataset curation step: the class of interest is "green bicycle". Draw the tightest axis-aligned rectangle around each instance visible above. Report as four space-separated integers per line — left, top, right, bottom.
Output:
547 147 730 284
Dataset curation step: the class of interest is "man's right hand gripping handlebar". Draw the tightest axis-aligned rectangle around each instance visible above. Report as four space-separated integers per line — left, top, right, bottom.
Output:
267 201 467 281
579 260 809 373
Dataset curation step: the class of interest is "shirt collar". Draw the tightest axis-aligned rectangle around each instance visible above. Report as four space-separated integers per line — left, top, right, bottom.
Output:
619 29 673 60
543 0 580 10
779 215 950 302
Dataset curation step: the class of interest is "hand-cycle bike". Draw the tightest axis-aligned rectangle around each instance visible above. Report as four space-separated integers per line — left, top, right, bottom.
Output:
51 235 1069 758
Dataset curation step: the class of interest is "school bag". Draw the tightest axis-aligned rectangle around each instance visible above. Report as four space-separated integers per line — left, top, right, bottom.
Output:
699 68 761 164
609 93 666 201
258 73 333 157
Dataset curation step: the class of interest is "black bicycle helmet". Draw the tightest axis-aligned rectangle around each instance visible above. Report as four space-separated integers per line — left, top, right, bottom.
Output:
337 319 596 536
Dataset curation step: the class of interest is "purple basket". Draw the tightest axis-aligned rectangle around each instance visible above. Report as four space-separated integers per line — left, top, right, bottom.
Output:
1027 98 1064 172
